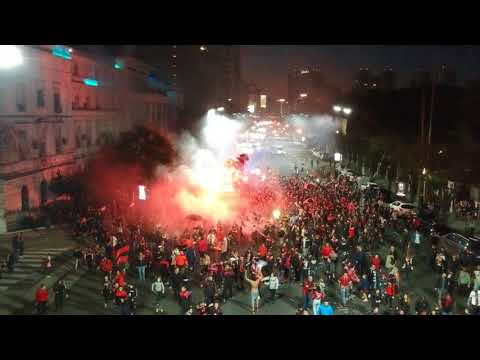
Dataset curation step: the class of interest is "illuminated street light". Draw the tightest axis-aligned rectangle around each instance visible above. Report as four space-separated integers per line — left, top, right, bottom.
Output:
336 130 340 134
0 45 23 69
422 168 427 176
333 105 342 113
227 98 232 102
438 149 443 155
299 93 308 98
278 98 285 103
200 46 207 51
343 107 352 115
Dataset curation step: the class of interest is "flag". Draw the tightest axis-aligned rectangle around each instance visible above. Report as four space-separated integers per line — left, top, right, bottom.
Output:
116 245 130 259
117 255 129 265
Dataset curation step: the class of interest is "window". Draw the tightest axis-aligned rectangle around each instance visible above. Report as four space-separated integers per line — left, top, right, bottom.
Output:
40 181 48 206
36 80 45 108
72 61 79 76
16 82 26 112
21 186 29 211
53 85 62 113
55 126 62 154
75 126 81 148
36 89 45 108
84 95 90 109
17 130 28 160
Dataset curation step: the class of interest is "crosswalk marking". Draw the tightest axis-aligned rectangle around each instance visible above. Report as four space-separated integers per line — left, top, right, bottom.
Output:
0 247 70 292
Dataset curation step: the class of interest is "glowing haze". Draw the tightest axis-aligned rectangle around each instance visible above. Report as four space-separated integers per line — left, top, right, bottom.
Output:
149 110 248 228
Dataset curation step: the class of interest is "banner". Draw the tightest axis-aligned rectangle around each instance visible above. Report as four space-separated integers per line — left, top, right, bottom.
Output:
116 245 130 259
117 255 129 266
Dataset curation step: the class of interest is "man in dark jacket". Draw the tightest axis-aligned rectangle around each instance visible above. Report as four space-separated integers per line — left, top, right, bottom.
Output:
415 296 430 315
370 288 382 311
53 280 67 312
352 246 367 275
202 276 217 305
222 265 235 302
170 267 182 303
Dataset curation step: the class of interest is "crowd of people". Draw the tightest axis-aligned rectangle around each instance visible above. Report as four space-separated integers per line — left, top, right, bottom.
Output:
31 161 480 316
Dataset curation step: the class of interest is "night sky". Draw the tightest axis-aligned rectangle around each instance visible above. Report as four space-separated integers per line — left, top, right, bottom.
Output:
86 45 480 100
241 45 480 98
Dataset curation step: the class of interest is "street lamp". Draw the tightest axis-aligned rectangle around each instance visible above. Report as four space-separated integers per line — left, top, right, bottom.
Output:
278 98 285 118
299 93 308 98
200 46 207 51
0 45 23 69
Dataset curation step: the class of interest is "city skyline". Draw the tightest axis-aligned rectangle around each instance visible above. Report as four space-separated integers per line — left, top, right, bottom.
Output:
242 45 480 98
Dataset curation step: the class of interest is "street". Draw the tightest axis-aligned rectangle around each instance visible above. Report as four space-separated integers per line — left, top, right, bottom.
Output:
0 139 469 316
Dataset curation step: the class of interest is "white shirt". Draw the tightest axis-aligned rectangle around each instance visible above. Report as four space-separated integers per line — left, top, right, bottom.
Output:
469 290 480 306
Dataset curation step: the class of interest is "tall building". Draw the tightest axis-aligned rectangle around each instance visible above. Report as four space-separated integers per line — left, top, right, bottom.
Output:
379 67 396 91
0 45 175 233
288 66 339 113
411 68 431 88
168 45 244 120
437 65 456 85
353 67 371 91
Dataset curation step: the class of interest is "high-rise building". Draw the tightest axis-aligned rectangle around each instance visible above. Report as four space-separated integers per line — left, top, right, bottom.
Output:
172 45 244 118
353 67 371 90
411 68 431 88
437 65 456 85
379 67 396 91
0 45 174 233
288 66 339 113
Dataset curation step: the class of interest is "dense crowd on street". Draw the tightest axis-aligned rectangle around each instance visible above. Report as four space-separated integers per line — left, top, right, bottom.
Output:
28 164 480 316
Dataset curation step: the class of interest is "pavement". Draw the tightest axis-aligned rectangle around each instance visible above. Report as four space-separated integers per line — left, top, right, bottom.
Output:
0 227 83 315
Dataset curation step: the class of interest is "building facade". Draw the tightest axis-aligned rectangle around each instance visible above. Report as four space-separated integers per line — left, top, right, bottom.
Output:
0 45 174 233
288 66 340 114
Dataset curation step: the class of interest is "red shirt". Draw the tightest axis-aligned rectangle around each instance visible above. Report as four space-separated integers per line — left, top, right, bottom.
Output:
386 283 396 297
321 245 332 258
348 227 356 239
115 289 128 299
175 254 188 267
100 259 113 273
371 256 381 270
339 274 351 288
115 273 126 287
183 238 193 249
179 290 191 300
198 239 208 253
258 244 268 258
35 288 49 303
303 280 314 295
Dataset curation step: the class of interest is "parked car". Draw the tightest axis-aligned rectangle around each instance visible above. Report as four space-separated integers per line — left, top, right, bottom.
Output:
436 232 480 266
360 182 379 191
389 201 417 217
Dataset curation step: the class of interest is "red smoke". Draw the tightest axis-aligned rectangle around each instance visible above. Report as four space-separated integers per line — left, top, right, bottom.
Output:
81 125 287 235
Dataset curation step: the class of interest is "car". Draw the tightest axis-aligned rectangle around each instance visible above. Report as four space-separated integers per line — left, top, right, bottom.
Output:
436 233 480 266
389 201 417 217
360 182 379 191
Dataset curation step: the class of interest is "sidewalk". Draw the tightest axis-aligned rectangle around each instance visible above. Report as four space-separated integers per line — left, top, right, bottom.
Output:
0 227 82 315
